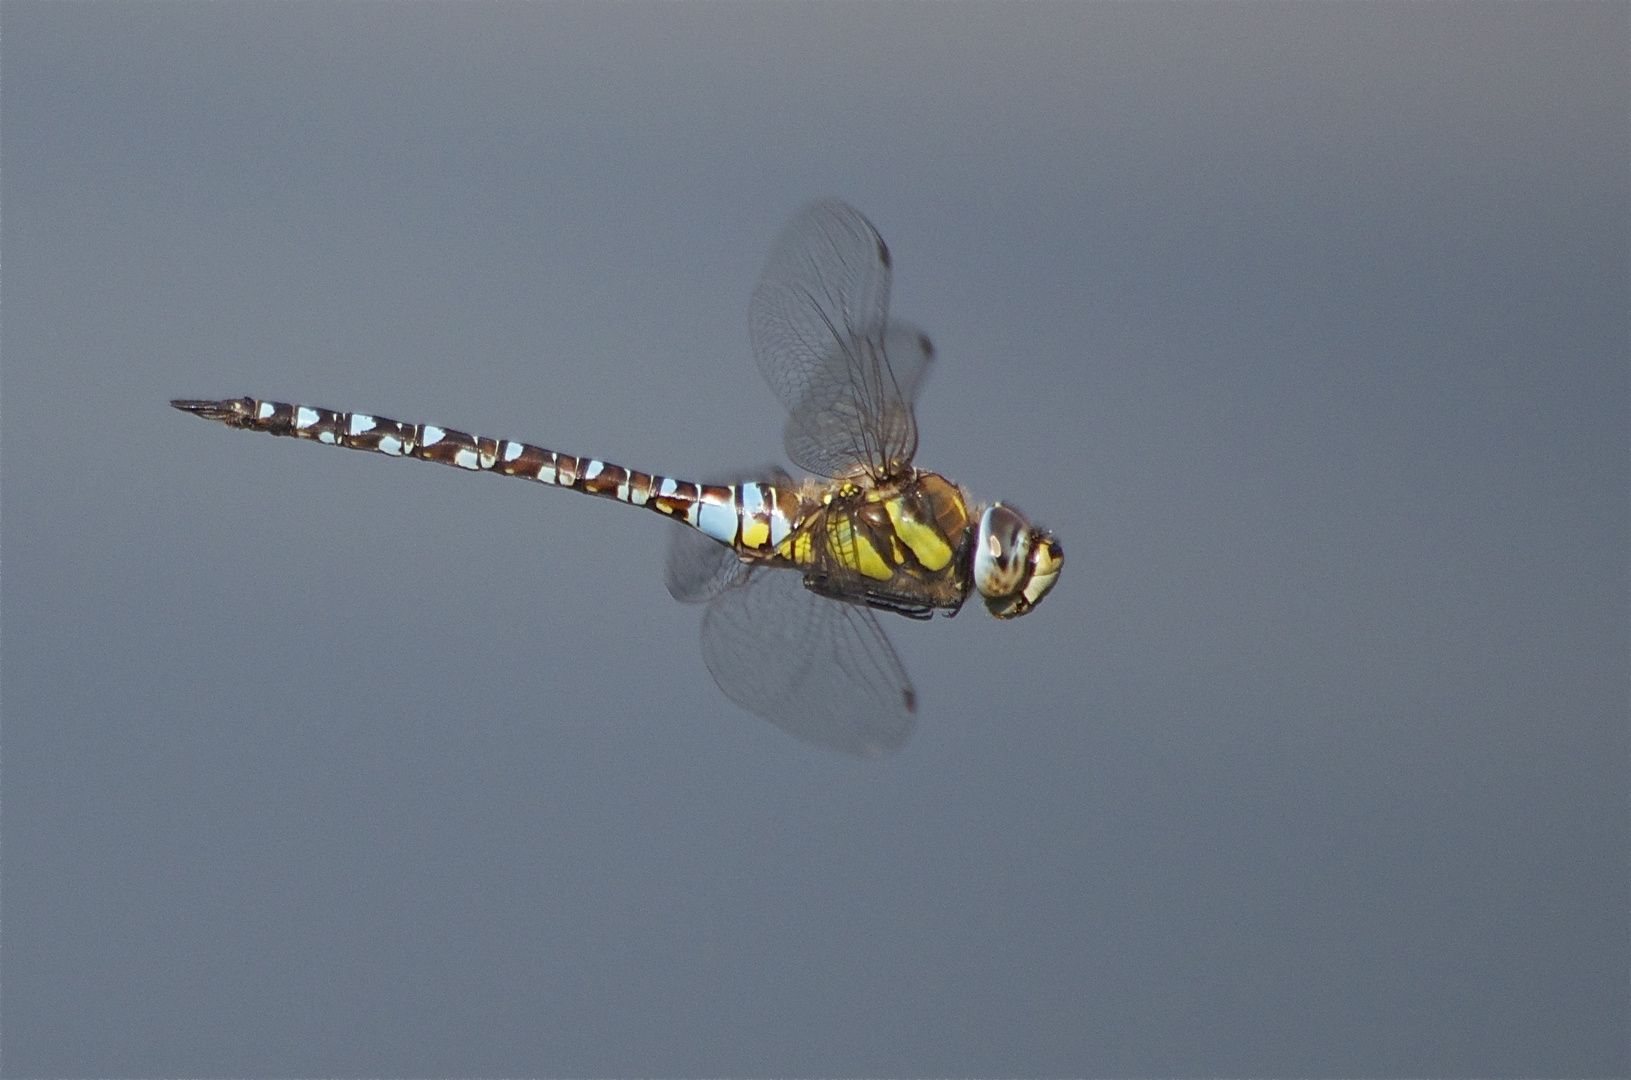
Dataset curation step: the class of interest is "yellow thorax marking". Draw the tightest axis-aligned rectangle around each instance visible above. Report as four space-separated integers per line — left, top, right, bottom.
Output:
883 495 954 571
825 513 893 581
784 530 814 565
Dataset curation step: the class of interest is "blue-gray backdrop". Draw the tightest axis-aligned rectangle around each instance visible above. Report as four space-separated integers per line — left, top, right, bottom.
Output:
4 3 1625 1075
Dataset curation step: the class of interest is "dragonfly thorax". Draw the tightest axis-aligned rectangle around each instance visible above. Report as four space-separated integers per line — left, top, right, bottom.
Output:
764 470 974 620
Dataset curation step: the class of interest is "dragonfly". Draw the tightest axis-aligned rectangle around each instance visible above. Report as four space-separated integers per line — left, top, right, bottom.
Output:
173 200 1062 756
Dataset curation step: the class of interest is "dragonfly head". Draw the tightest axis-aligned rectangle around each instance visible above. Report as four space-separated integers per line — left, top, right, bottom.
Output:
972 504 1064 619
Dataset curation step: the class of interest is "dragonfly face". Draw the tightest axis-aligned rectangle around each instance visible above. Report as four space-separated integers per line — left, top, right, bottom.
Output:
972 504 1064 619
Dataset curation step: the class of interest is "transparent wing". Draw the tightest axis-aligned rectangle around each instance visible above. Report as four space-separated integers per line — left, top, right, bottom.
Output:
664 467 791 605
780 325 934 482
664 516 916 757
698 566 917 757
750 200 934 480
664 513 752 604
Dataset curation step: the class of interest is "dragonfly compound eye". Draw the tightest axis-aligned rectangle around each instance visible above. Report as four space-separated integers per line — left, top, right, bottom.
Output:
974 504 1030 601
974 504 1062 619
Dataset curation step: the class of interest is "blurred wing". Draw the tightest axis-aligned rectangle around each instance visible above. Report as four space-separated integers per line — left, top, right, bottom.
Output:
697 566 917 758
780 324 934 483
665 513 752 604
750 200 932 481
664 468 792 604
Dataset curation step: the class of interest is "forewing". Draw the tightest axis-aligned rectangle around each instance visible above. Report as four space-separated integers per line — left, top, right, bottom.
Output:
750 200 928 480
877 321 935 408
780 322 933 480
698 566 916 757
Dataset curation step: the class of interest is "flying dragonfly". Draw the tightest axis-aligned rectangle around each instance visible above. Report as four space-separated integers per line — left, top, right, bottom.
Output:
173 200 1063 756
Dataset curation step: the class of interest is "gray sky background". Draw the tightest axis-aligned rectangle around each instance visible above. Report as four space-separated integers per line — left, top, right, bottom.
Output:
3 3 1625 1076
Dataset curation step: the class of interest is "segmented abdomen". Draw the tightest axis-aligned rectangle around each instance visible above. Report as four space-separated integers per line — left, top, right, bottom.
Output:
171 396 798 557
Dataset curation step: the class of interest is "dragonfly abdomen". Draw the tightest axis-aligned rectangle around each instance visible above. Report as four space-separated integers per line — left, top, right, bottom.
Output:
170 397 798 554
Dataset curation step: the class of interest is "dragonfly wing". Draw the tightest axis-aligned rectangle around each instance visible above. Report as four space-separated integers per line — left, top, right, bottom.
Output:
663 467 793 604
877 320 935 409
698 565 917 757
664 513 752 604
781 322 933 481
750 200 930 480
